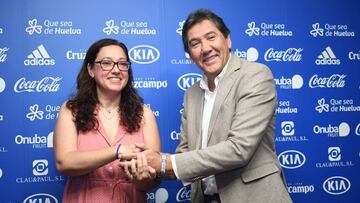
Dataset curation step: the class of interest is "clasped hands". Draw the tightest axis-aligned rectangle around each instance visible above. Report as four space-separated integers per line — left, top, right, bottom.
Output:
118 143 162 182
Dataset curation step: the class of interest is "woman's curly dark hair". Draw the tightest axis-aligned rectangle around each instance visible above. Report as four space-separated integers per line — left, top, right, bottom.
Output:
67 38 143 133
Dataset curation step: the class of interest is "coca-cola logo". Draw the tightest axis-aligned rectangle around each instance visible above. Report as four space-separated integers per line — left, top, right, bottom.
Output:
309 74 346 88
264 48 303 62
176 186 191 202
14 77 62 93
355 123 360 136
0 47 9 62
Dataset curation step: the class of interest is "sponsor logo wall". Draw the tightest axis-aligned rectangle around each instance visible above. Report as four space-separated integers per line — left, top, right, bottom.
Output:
0 0 359 202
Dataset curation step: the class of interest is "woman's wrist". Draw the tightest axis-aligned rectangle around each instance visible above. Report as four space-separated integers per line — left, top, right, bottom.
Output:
115 144 122 159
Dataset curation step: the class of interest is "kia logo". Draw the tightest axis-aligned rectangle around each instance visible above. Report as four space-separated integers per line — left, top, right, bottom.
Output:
129 45 160 64
323 176 351 195
177 73 202 91
23 193 58 203
278 150 306 169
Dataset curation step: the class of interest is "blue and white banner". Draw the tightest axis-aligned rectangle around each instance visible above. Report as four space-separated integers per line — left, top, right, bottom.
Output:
0 0 359 202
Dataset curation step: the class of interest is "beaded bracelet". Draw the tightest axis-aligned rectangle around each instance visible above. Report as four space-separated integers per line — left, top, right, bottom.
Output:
115 143 122 159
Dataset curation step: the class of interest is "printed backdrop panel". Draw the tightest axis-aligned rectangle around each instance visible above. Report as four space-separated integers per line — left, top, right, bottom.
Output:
0 0 359 202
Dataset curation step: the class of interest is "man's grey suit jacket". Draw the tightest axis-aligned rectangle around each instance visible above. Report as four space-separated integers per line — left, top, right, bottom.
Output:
175 54 292 203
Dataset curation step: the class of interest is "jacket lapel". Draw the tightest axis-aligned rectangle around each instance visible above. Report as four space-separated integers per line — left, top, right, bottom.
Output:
194 86 204 150
207 55 241 143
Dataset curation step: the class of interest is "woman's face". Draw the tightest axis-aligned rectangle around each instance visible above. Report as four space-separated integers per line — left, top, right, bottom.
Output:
88 45 129 96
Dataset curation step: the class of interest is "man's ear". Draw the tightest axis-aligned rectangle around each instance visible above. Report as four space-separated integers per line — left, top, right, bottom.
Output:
226 34 232 50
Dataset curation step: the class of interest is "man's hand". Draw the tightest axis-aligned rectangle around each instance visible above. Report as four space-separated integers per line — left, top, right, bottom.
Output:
122 152 157 182
119 143 177 180
119 143 162 172
135 143 162 172
119 143 162 181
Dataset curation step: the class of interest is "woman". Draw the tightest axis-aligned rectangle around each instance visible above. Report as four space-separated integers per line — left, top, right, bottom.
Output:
54 38 160 202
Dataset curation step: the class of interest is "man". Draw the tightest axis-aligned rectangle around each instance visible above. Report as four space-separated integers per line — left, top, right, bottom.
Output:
122 9 292 203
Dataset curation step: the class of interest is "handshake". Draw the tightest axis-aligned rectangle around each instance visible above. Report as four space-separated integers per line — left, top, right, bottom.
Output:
117 143 170 182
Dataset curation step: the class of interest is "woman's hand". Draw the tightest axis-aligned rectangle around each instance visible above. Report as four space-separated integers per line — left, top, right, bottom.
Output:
117 144 142 159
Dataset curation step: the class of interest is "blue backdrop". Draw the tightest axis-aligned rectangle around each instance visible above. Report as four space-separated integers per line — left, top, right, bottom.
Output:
0 0 359 202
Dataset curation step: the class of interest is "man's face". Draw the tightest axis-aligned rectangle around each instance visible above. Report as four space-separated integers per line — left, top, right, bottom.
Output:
187 20 231 80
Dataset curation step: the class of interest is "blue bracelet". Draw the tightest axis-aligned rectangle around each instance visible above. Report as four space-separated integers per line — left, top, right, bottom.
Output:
115 144 121 159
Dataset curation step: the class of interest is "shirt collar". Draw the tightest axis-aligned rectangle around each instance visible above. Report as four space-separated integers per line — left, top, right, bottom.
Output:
199 55 231 91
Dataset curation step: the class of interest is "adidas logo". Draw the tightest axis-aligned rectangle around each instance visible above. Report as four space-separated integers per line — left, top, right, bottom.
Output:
315 46 340 65
24 44 55 66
